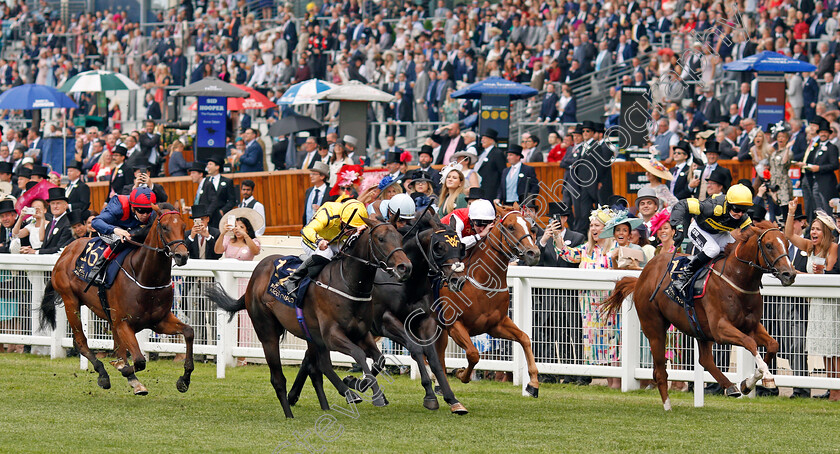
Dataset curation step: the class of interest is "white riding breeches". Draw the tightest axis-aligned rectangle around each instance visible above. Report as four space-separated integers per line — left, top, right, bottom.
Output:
688 219 734 258
301 239 339 260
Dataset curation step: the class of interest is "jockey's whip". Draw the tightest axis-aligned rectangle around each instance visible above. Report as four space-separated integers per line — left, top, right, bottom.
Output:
650 245 679 302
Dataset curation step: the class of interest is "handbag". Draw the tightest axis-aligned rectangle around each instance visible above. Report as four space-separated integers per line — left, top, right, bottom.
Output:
616 246 645 269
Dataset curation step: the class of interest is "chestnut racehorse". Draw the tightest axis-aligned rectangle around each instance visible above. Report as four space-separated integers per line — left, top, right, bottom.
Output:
601 221 796 410
208 216 412 418
40 203 190 395
434 204 542 397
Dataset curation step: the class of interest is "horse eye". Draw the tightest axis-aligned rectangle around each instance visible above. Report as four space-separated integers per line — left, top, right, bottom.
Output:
508 224 514 231
765 242 773 249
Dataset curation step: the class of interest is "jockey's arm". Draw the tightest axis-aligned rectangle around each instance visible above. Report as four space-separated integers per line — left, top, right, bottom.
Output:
669 198 698 230
301 207 330 250
91 200 131 241
454 216 479 249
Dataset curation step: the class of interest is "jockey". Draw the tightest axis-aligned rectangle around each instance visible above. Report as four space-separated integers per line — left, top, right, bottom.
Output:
667 184 754 295
378 193 416 229
88 187 157 279
441 199 496 249
283 198 368 294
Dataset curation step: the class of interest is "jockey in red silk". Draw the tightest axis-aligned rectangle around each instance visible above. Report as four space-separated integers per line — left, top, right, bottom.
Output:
88 187 157 278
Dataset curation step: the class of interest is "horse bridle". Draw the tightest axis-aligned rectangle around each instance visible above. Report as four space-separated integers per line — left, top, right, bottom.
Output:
488 210 533 260
734 227 789 279
124 210 187 258
339 221 405 272
411 228 465 285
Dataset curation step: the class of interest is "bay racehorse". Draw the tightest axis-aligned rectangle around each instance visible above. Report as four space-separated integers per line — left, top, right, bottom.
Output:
289 209 469 414
601 221 796 410
40 203 190 395
208 216 411 418
434 203 542 397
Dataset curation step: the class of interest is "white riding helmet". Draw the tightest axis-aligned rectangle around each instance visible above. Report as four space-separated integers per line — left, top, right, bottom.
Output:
468 199 495 221
385 193 416 220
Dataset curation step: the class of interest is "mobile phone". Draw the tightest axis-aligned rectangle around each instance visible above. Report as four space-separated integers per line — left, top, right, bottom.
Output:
227 215 236 228
22 207 36 215
194 218 202 227
693 169 702 179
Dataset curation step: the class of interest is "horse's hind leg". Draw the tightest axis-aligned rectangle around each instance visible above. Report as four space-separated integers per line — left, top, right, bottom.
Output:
379 312 440 410
287 348 312 407
645 324 671 410
447 321 480 384
153 313 195 393
488 316 540 398
64 296 110 389
750 323 779 389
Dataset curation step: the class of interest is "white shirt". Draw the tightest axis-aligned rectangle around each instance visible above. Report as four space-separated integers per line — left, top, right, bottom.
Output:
474 145 494 172
239 196 266 236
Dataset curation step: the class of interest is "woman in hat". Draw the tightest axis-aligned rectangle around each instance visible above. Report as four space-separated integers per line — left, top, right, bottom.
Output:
786 199 840 400
438 164 468 217
214 208 263 261
451 149 481 188
554 206 621 388
327 140 354 186
407 170 438 208
749 128 772 176
11 198 47 250
602 211 646 270
328 165 363 203
636 157 678 208
767 122 794 207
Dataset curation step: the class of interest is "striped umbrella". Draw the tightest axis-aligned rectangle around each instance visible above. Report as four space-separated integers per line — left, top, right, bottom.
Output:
277 79 337 105
59 70 141 93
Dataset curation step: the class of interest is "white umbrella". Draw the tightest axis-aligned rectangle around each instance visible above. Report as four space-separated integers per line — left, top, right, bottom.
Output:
277 79 338 105
315 80 395 102
59 70 141 93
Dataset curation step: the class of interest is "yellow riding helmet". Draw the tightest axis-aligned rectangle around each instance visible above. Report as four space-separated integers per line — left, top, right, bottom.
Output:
725 184 754 206
340 200 368 228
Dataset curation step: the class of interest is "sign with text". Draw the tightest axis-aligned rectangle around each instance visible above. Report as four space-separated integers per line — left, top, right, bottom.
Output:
196 96 226 163
756 73 786 131
479 94 510 143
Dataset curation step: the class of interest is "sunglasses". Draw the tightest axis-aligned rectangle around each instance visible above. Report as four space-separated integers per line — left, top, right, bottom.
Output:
729 205 747 214
134 208 152 214
473 220 492 227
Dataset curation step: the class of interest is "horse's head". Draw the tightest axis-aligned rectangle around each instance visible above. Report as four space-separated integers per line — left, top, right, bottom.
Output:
739 221 796 286
415 210 467 292
493 202 540 266
152 203 189 266
358 216 412 282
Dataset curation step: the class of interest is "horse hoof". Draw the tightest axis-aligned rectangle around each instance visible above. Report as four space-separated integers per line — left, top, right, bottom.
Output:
372 394 389 407
450 402 469 415
725 385 742 398
98 375 111 390
454 368 471 384
288 393 299 407
423 397 440 410
525 384 539 398
133 385 148 396
342 375 359 389
346 391 363 405
176 377 190 393
434 385 443 396
762 378 777 389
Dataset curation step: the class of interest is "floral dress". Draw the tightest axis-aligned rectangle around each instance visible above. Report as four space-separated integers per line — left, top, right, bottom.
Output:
557 242 620 365
768 144 793 205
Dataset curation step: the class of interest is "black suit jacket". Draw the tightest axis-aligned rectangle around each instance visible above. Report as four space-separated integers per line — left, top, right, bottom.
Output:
803 140 840 202
476 146 507 203
186 226 222 259
109 164 128 196
670 163 693 200
694 164 732 197
201 176 237 227
497 163 540 203
65 180 91 213
430 133 466 165
0 224 14 253
540 229 586 268
39 214 73 254
133 133 162 171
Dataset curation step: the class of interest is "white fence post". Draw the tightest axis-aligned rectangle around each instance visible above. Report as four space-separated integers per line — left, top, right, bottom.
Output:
693 339 705 407
620 295 641 392
513 276 532 394
79 305 90 371
28 271 49 355
214 270 237 379
735 346 755 397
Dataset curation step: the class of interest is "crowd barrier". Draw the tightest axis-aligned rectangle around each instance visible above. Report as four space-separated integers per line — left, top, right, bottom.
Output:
0 254 838 407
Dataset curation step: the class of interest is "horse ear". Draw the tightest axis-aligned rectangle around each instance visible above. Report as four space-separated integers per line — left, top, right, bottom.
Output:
513 201 520 210
389 209 400 226
152 203 161 215
362 216 376 227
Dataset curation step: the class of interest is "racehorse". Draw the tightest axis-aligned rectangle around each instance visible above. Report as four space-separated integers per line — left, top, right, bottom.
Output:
207 216 412 418
601 221 796 410
40 203 190 395
434 203 543 397
287 209 470 414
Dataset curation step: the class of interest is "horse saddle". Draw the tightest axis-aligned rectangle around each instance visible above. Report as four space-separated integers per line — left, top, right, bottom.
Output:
73 238 133 289
665 256 712 306
267 256 312 309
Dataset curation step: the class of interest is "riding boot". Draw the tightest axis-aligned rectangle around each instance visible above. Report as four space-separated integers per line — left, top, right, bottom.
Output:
670 251 713 296
284 255 330 295
88 256 110 284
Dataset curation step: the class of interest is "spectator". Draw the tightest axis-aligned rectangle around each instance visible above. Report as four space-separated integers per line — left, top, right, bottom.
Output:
497 144 539 205
65 161 90 213
68 210 89 240
328 140 353 186
430 123 464 166
546 131 567 163
750 129 772 176
604 212 646 270
437 165 467 218
297 135 319 170
26 187 72 255
237 180 266 236
214 208 262 260
11 198 46 251
521 134 544 163
692 141 732 201
414 145 440 192
636 158 678 208
798 116 840 220
186 205 222 260
167 140 189 177
451 149 480 189
474 128 505 203
136 120 162 176
558 84 577 123
302 162 329 225
201 157 236 228
634 187 662 225
0 199 17 253
669 141 693 200
237 128 264 173
538 83 559 122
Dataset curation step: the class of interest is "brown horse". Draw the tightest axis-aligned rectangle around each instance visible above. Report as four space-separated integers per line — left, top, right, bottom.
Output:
434 203 543 397
39 204 190 395
208 216 412 418
601 221 796 410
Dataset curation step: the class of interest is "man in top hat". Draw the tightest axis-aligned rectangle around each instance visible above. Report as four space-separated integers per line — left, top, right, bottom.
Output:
559 124 584 230
0 199 17 253
797 115 840 219
474 128 506 204
670 140 693 200
26 187 73 254
201 157 237 228
416 145 441 193
497 144 539 205
186 204 222 260
569 120 603 232
109 145 129 197
68 209 91 239
705 166 731 199
0 161 19 199
343 135 364 165
65 161 90 214
29 164 49 183
16 167 31 195
303 162 329 225
690 140 731 200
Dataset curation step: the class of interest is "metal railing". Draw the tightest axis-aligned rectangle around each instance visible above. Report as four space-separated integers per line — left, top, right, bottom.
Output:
1 254 838 407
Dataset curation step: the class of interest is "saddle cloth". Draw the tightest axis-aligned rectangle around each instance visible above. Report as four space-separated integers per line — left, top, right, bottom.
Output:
667 256 712 304
267 256 312 308
73 238 133 289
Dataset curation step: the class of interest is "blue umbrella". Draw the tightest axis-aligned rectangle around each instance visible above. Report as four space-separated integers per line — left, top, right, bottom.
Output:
451 76 539 100
277 79 338 105
0 84 78 110
723 51 817 73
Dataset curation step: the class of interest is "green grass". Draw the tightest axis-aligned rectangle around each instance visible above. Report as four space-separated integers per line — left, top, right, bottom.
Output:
0 353 837 453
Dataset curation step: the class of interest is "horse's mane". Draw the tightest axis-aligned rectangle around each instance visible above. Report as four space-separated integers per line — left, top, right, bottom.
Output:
722 220 777 255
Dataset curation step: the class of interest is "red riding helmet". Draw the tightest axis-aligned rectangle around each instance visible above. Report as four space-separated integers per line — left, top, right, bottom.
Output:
129 187 156 208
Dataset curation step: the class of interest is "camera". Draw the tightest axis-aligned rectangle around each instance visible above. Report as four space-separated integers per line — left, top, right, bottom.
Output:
763 182 780 192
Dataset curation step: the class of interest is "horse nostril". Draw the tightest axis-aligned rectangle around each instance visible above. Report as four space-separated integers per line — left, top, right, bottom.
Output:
396 263 408 274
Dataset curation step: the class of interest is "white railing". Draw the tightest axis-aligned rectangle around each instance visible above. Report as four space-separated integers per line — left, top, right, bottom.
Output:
1 254 838 407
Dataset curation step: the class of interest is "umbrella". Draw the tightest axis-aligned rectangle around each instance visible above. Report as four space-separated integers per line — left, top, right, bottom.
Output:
59 70 140 93
0 84 78 110
451 76 539 100
187 84 276 111
172 77 250 98
268 113 323 137
315 80 395 102
723 51 817 73
277 79 337 105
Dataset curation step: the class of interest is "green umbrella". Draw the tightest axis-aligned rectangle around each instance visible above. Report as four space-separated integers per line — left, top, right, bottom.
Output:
59 70 141 93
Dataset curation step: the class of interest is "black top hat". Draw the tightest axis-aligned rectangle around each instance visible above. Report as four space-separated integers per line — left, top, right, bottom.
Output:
706 166 731 187
704 140 720 154
0 162 12 174
481 128 499 140
465 187 486 200
47 187 67 202
506 144 524 156
408 170 434 186
25 181 37 190
748 204 767 222
815 115 832 133
112 145 128 156
66 160 83 171
547 202 572 217
674 140 691 153
18 167 32 179
0 199 15 214
581 120 597 131
190 204 211 219
206 156 225 166
188 161 207 174
593 122 605 133
31 165 49 178
418 144 434 156
385 151 402 164
520 195 538 209
67 209 88 226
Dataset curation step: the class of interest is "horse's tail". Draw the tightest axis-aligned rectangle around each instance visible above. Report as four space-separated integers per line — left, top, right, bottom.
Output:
600 276 638 317
206 283 245 323
39 280 60 331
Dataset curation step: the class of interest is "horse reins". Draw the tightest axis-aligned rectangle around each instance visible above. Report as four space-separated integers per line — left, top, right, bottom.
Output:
733 228 789 278
488 210 533 260
123 210 187 257
338 221 405 272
